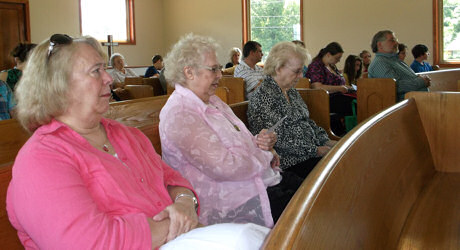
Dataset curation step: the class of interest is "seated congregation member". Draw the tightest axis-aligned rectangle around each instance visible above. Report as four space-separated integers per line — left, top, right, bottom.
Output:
292 40 310 77
160 33 302 227
359 50 372 73
343 55 363 86
0 43 36 91
368 30 430 101
398 43 408 62
248 41 337 180
234 41 264 100
305 42 355 135
7 34 201 249
225 47 241 68
410 44 436 73
109 52 137 84
0 80 15 120
145 54 163 78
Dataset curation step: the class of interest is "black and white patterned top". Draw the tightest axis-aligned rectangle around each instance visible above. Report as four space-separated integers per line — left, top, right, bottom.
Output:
247 75 330 170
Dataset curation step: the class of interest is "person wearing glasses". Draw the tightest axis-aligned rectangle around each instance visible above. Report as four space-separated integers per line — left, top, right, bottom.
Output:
159 34 301 227
248 41 337 181
368 30 430 102
109 52 138 85
6 34 202 249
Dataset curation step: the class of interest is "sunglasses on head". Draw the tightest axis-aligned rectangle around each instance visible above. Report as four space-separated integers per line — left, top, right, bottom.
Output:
47 34 73 60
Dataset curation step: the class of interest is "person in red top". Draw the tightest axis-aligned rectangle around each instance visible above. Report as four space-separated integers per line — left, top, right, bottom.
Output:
7 34 199 249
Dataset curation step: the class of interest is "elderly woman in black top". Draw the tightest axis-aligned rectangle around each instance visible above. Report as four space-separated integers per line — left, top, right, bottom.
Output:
248 41 337 179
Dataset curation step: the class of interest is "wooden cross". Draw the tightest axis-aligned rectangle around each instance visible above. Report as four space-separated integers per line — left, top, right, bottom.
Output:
101 35 118 65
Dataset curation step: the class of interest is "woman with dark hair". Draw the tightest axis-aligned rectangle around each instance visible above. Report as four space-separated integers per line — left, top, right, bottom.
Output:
398 43 408 62
410 44 435 73
0 43 37 90
343 55 362 86
306 42 354 136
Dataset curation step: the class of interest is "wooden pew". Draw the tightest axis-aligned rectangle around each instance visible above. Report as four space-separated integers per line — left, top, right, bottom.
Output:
124 76 144 85
105 95 170 154
358 68 460 122
215 86 229 104
142 77 165 96
0 119 30 250
263 91 460 249
124 85 154 99
296 78 310 88
218 77 245 104
417 68 460 92
229 101 249 127
297 88 340 140
357 78 396 123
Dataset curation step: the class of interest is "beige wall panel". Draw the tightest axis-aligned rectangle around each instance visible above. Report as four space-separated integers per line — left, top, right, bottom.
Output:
163 0 243 65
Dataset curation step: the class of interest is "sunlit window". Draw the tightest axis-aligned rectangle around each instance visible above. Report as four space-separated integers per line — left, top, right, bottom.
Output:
434 0 460 66
79 0 135 44
243 0 302 61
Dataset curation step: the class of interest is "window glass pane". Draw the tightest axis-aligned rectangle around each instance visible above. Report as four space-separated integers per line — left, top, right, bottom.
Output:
81 0 128 42
442 0 460 61
250 0 301 62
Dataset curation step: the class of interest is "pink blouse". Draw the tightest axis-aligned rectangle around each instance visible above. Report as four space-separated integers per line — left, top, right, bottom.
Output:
159 84 281 228
7 118 195 250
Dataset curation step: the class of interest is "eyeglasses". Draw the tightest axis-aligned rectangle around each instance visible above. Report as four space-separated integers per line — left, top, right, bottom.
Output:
47 34 73 60
201 65 223 74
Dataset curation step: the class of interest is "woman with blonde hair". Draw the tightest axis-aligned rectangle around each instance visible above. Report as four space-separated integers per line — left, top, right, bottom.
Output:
248 41 337 179
7 34 200 249
225 47 241 68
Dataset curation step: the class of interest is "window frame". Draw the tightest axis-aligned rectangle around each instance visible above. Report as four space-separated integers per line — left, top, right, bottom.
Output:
433 0 459 67
242 0 303 48
78 0 136 45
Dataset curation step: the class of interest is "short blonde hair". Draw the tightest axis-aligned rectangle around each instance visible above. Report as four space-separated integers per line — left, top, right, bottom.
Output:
15 36 106 132
264 41 308 77
228 47 241 63
164 33 219 87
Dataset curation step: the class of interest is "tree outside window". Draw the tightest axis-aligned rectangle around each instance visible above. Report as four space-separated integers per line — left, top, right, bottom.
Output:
442 0 460 61
245 0 302 62
79 0 135 44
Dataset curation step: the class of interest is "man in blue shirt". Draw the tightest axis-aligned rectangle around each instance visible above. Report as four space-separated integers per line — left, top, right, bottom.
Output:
144 55 163 78
410 44 434 73
368 30 431 101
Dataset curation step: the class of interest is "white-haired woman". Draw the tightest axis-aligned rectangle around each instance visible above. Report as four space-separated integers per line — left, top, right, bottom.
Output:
248 41 337 180
160 34 301 227
109 52 137 84
7 34 200 249
225 47 241 69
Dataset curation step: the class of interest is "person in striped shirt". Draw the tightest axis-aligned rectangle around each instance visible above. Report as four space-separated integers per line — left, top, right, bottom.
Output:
234 41 264 100
368 30 431 102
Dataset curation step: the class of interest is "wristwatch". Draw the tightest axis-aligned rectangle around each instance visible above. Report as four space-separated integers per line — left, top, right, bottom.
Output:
175 193 198 211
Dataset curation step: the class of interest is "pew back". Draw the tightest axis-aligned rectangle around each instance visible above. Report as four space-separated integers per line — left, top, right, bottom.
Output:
0 119 29 249
124 85 154 99
357 78 396 122
297 88 340 140
419 68 460 91
296 78 310 88
218 77 245 104
105 95 170 155
263 92 460 249
124 76 144 85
